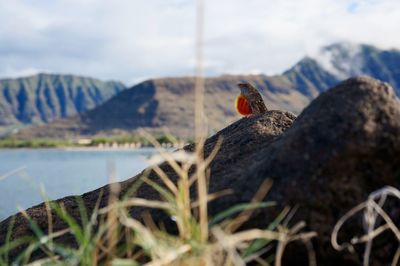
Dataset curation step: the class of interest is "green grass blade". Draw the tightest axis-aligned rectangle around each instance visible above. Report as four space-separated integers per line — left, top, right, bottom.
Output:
14 241 44 265
143 178 175 205
208 202 275 227
74 196 88 228
49 202 84 244
23 214 45 240
0 236 34 264
2 215 16 265
122 171 147 200
242 208 288 258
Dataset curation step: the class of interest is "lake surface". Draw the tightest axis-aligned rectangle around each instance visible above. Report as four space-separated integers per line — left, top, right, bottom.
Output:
0 148 156 220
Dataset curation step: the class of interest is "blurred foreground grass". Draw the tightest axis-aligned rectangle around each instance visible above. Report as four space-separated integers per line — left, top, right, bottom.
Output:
0 135 317 266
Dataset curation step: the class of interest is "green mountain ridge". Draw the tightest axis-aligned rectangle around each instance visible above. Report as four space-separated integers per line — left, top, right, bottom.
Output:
0 73 125 133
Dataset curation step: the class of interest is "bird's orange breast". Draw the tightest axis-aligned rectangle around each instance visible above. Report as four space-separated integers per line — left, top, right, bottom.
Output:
235 94 252 116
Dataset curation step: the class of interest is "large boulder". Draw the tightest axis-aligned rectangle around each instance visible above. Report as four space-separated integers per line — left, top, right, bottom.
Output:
1 76 399 265
132 76 400 265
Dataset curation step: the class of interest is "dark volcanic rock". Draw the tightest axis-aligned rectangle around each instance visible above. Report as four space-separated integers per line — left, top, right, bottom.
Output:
1 76 400 265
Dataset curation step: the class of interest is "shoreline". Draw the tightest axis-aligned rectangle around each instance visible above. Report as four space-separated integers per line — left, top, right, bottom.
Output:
0 136 189 149
0 144 184 151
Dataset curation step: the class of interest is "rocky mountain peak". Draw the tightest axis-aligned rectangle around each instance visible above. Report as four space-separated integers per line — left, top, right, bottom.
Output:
316 42 365 79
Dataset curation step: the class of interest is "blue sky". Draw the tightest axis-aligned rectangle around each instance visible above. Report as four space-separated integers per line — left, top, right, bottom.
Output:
0 0 399 85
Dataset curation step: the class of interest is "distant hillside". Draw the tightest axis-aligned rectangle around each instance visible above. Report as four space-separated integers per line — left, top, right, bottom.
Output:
10 75 315 138
283 57 339 98
313 43 400 92
10 43 400 138
284 43 400 97
0 73 125 131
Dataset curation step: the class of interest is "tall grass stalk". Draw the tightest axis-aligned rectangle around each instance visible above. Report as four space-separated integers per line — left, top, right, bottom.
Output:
194 0 209 245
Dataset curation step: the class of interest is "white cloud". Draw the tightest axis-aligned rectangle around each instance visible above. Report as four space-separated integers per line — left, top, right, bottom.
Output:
0 0 399 85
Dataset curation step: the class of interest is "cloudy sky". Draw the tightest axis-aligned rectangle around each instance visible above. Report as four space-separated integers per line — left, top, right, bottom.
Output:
0 0 399 85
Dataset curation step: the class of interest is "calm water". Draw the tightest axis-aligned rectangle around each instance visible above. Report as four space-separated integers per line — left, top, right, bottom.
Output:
0 148 156 220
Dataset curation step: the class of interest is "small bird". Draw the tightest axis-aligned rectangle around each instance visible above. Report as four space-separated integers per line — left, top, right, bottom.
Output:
235 83 268 116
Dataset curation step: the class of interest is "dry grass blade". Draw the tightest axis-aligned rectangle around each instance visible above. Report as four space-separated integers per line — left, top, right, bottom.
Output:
119 212 158 254
227 179 273 233
196 150 208 244
105 164 121 260
304 239 317 266
143 244 192 266
203 136 224 168
191 189 233 208
253 256 272 266
211 222 316 266
120 210 193 265
331 186 400 266
244 245 273 265
25 255 60 266
194 0 208 245
352 224 390 244
140 130 187 178
41 228 71 244
331 201 367 252
188 136 223 187
0 166 26 181
151 164 178 195
216 228 281 245
99 198 171 215
212 226 247 266
274 221 317 266
392 247 400 266
44 201 53 248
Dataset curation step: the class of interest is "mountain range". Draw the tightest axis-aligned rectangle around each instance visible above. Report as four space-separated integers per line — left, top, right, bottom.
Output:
5 43 400 138
0 74 125 134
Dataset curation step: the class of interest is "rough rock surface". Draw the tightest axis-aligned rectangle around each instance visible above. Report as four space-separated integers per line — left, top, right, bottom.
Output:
1 76 400 265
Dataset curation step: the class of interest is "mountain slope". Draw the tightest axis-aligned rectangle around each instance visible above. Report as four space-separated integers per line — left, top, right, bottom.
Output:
0 73 125 129
314 43 400 92
10 43 400 138
14 75 309 138
283 57 339 98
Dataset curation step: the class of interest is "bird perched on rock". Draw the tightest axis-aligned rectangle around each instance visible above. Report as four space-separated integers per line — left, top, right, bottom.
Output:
235 83 268 116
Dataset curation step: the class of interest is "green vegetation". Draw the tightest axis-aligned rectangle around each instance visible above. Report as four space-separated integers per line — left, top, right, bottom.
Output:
0 74 125 128
0 138 72 148
91 134 179 146
0 134 187 149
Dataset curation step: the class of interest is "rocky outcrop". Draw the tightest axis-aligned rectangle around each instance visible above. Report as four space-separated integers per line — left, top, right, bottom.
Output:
132 76 400 265
1 76 400 265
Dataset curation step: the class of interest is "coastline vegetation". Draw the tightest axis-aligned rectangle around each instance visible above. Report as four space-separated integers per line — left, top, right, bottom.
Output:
0 138 71 148
0 134 188 149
